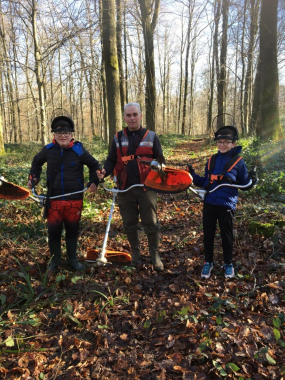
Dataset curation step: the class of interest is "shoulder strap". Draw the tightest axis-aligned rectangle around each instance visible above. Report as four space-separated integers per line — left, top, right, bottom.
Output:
117 130 124 157
221 155 242 175
208 154 217 173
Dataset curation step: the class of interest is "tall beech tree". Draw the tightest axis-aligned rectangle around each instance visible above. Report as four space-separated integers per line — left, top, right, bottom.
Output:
101 0 122 147
138 0 160 131
257 0 282 141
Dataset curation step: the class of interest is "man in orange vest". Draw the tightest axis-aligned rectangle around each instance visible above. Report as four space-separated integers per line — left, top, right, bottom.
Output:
98 103 165 271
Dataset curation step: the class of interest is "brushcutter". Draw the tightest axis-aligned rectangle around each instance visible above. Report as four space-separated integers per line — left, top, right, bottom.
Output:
85 181 144 266
31 186 88 206
0 176 30 200
142 160 255 200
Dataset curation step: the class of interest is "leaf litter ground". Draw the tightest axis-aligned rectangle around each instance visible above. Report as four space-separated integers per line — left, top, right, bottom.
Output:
0 140 284 380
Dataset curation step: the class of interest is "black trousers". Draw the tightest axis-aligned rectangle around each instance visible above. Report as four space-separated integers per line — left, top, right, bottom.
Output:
203 203 234 265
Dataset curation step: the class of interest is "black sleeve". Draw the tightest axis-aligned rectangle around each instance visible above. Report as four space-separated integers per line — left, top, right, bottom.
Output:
29 147 47 183
153 135 165 164
103 139 118 177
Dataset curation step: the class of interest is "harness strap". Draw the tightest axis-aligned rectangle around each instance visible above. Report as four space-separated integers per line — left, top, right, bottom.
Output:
208 154 242 185
117 128 149 164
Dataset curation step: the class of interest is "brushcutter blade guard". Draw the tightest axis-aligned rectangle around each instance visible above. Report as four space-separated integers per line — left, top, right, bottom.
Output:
144 167 193 194
0 178 30 200
85 248 132 264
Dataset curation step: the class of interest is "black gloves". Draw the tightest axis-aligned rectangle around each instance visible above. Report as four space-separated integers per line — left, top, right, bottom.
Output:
186 164 194 174
248 167 258 183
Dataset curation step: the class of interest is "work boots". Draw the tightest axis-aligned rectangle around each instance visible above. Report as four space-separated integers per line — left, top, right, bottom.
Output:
126 231 141 266
48 240 62 273
66 238 85 272
147 233 164 272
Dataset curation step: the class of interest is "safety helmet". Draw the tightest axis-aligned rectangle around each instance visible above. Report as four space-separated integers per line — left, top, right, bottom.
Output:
214 125 239 142
50 109 74 133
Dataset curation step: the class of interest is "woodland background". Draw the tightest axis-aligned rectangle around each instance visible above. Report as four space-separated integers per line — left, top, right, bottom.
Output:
0 0 284 150
0 2 285 378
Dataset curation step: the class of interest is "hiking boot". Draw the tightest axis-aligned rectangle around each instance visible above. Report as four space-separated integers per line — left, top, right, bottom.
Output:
224 263 235 278
201 262 213 278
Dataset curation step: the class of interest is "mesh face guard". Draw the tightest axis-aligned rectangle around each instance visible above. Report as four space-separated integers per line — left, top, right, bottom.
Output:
51 116 74 133
0 178 30 200
214 126 238 142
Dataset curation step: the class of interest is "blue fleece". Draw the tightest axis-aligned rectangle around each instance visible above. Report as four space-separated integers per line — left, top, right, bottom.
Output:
191 146 251 210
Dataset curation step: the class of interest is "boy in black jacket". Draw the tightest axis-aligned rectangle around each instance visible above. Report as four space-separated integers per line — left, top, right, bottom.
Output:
28 113 100 273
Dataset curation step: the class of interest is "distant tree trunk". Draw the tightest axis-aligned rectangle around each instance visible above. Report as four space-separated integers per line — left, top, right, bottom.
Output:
244 0 260 134
123 4 128 103
239 0 247 135
189 29 197 136
208 0 221 134
181 3 193 135
116 0 126 111
217 0 229 129
207 0 221 134
250 57 261 134
101 0 122 147
99 0 109 142
0 105 4 154
32 0 47 145
256 0 282 141
0 2 16 143
138 0 160 131
177 19 185 134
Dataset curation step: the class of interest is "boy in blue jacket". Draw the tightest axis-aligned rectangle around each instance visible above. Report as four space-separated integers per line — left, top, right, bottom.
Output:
189 126 257 279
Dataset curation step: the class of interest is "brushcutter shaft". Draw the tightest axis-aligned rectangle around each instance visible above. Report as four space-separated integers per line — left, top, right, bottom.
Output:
190 179 253 200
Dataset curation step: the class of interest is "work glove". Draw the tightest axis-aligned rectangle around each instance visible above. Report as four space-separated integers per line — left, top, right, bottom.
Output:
186 164 194 175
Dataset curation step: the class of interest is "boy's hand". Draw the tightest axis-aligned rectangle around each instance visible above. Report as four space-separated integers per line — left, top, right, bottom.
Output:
248 167 258 183
186 164 194 174
27 175 38 190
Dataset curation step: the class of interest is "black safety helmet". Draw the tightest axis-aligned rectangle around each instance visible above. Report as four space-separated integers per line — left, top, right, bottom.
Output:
51 116 74 133
50 108 74 133
214 125 239 142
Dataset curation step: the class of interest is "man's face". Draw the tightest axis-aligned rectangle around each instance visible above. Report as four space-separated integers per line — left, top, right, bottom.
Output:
123 105 142 130
54 132 73 147
216 139 235 153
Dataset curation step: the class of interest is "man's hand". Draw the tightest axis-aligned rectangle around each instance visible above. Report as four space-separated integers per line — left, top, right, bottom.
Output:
88 183 97 193
97 169 106 182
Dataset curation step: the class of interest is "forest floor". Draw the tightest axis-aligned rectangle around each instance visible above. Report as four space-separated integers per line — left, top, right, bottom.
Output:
0 139 285 380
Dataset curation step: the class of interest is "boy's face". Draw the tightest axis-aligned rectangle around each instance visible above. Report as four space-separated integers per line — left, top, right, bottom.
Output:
54 132 73 147
216 139 235 153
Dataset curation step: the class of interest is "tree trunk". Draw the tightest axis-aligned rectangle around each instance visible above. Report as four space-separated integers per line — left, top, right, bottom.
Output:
138 0 160 131
244 0 260 134
32 0 47 145
217 0 229 130
257 0 282 141
101 0 122 147
0 103 4 154
181 5 192 136
116 0 126 111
